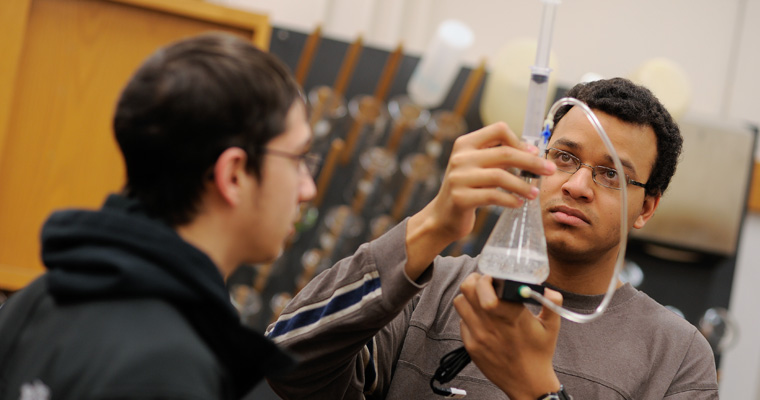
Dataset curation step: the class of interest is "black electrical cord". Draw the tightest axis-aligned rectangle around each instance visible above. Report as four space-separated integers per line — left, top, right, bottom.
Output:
430 346 471 398
429 279 545 398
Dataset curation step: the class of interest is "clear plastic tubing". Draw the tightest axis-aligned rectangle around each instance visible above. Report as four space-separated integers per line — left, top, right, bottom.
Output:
522 97 629 324
522 0 560 153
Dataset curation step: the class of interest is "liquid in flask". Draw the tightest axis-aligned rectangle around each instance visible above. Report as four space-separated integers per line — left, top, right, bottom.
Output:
478 176 549 285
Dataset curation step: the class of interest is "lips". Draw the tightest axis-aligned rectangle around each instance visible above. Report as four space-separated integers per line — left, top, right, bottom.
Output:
549 205 591 226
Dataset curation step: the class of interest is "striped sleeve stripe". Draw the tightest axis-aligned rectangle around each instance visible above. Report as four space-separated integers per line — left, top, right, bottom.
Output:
267 271 382 343
363 337 378 394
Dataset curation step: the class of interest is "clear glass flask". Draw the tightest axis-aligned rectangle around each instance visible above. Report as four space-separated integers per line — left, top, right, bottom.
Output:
478 175 549 285
307 86 347 156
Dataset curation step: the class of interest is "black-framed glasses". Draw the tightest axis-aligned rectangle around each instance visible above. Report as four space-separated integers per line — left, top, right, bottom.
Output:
264 148 322 177
544 148 647 190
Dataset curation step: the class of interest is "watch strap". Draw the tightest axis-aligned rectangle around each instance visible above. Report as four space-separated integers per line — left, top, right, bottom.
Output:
536 384 572 400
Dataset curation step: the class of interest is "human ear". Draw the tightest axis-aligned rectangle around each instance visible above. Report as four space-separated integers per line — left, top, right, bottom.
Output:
632 194 660 229
212 147 252 206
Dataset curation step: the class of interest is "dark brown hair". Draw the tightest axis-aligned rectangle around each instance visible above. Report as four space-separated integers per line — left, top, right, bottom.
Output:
113 33 301 226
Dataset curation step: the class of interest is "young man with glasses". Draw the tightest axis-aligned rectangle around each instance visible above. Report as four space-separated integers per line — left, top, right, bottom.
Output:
268 78 719 399
0 33 319 399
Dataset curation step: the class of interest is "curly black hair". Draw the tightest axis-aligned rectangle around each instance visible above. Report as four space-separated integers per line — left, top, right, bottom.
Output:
551 78 682 197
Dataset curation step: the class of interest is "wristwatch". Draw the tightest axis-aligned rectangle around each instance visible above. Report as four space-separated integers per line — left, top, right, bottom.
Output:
536 384 572 400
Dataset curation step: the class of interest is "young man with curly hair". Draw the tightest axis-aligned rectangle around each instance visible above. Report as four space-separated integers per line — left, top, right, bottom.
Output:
268 78 719 399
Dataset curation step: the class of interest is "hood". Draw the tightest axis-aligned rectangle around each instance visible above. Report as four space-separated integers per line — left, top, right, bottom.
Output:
42 195 227 307
41 194 294 396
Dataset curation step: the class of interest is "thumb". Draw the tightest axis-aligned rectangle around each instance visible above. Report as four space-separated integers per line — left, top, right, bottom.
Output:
537 288 563 334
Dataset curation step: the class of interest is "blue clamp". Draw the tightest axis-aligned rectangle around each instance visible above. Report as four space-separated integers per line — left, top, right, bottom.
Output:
541 124 551 145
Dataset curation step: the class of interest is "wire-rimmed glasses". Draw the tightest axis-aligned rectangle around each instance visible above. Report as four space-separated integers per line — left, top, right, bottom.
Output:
545 147 646 189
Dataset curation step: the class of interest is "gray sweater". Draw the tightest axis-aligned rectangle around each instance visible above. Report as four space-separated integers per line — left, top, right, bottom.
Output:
267 220 718 399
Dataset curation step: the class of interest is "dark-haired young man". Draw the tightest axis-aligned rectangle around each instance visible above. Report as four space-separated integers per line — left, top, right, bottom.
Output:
0 33 318 399
267 78 719 399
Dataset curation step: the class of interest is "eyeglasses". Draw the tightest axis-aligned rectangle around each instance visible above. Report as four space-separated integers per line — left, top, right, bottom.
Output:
544 148 647 190
264 148 322 177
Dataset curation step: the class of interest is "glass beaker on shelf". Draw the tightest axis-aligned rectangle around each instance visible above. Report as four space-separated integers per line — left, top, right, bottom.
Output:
422 110 467 169
268 292 294 324
699 307 739 355
344 146 398 218
293 248 325 295
386 95 430 161
389 153 441 221
340 95 388 165
315 204 366 266
308 85 347 156
228 262 274 329
367 214 396 242
229 283 263 328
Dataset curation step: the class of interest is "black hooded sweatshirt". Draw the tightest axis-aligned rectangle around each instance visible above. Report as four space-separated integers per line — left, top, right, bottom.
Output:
0 194 294 400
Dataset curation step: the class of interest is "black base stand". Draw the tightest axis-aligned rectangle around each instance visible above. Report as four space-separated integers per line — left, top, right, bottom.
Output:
492 278 545 305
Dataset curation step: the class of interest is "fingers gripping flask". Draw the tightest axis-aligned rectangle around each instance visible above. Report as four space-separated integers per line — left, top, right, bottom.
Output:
477 173 548 303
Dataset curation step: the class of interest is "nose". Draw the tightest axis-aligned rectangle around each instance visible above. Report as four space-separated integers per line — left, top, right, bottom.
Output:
561 164 595 201
300 174 317 203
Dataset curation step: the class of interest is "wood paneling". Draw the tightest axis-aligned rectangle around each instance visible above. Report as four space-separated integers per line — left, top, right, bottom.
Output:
0 0 270 291
749 162 760 213
0 0 33 162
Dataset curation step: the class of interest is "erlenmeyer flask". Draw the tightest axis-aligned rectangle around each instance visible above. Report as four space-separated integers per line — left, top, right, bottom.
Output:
478 175 549 299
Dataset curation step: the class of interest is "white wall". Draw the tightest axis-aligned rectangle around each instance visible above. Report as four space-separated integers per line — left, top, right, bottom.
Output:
212 0 759 396
721 214 760 398
212 0 759 134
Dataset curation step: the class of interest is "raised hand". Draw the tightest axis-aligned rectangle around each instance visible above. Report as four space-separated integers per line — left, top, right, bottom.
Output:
405 123 556 280
454 273 563 400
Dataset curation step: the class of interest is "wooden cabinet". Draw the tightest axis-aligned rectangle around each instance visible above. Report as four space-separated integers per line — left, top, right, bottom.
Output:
0 0 270 291
750 162 760 213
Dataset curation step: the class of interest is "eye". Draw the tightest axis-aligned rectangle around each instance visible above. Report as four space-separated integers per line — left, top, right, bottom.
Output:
550 149 577 169
596 167 621 188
